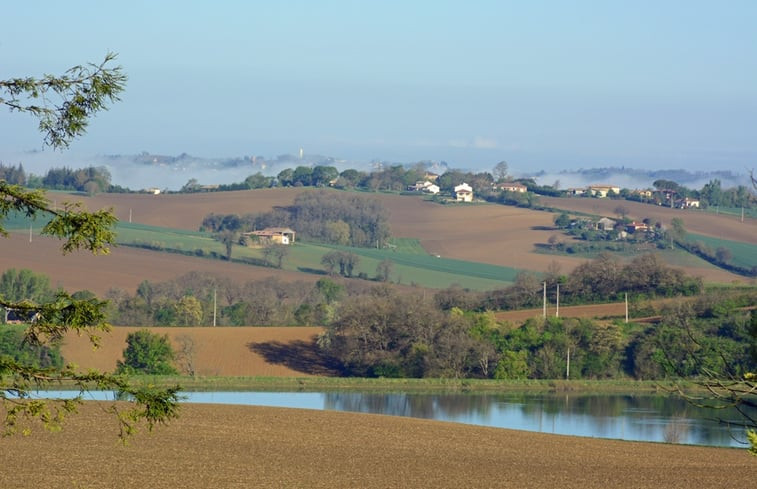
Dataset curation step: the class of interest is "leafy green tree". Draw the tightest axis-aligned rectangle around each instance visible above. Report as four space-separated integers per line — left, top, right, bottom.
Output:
494 350 530 379
0 54 179 440
325 220 351 245
244 172 273 189
311 165 339 187
554 212 571 229
117 330 178 375
337 168 365 188
174 296 204 326
292 165 313 186
0 325 63 370
0 269 55 306
316 278 343 305
276 168 294 187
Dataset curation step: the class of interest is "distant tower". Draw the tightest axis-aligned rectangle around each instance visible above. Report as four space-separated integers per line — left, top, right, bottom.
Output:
299 147 304 160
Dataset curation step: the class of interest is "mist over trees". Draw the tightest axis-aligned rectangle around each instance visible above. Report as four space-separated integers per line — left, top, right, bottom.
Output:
0 162 112 195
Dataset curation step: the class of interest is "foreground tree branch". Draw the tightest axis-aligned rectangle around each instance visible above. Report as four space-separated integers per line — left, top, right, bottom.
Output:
1 54 180 440
0 52 126 149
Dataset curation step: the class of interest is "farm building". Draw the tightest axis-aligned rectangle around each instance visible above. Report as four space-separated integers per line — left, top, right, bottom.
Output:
408 181 440 194
496 182 528 193
677 197 700 208
587 184 621 198
454 183 473 202
597 217 617 231
244 227 296 245
3 308 41 324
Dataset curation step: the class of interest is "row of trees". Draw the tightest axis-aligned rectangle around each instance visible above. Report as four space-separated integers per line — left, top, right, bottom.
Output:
180 160 516 200
90 252 702 329
0 162 112 195
430 253 702 313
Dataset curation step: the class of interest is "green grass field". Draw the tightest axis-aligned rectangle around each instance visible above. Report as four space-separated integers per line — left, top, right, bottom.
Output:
687 233 757 269
111 222 520 290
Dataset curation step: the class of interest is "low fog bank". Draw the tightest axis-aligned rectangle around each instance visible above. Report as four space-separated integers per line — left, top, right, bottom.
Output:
1 149 752 193
531 169 752 192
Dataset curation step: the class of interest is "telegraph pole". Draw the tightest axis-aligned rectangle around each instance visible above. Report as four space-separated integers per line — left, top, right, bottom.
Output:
542 282 547 318
213 287 217 327
555 283 560 317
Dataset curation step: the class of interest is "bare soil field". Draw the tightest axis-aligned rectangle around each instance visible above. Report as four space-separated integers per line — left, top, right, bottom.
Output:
494 302 627 323
0 232 319 296
1 402 754 489
61 326 327 377
75 189 746 283
1 189 746 306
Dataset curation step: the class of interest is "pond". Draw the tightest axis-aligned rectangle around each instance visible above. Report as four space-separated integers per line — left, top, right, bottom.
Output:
36 390 748 448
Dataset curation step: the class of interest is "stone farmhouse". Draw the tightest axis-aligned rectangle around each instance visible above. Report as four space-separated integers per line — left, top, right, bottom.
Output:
496 182 528 193
587 184 621 198
243 227 296 246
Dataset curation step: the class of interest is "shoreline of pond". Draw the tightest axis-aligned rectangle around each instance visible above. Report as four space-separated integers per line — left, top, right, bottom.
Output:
109 376 699 394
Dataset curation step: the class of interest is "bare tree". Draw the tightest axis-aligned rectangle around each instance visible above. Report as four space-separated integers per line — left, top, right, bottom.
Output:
492 161 509 182
175 335 197 377
614 205 630 220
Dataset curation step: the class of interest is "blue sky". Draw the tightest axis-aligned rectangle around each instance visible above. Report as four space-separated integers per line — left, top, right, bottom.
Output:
1 0 755 174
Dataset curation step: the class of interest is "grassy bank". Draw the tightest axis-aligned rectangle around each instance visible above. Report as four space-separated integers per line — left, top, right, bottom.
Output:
117 375 685 394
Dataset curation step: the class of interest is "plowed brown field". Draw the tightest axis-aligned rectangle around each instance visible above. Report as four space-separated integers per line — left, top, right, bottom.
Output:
494 302 627 323
1 402 754 489
61 326 326 377
18 188 743 293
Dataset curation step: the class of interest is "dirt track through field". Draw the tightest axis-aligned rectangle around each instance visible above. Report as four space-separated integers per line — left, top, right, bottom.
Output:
1 402 754 489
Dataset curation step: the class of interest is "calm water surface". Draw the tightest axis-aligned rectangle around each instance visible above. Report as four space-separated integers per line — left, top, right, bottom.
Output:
43 390 748 448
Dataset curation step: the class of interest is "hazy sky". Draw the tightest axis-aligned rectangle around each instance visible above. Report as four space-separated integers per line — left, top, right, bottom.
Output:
1 1 755 174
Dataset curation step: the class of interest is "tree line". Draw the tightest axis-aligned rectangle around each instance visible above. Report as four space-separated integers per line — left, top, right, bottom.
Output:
202 189 391 250
0 162 112 195
2 263 753 383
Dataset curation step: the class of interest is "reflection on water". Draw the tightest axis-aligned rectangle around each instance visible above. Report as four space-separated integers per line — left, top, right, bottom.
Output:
37 390 747 448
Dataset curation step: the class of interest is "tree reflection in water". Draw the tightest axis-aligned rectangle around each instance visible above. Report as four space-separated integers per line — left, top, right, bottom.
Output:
322 392 745 447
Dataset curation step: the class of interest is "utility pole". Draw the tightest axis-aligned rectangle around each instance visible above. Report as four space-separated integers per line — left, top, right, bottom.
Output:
29 223 32 243
566 347 570 379
212 287 217 327
542 282 547 318
625 292 629 324
555 283 560 317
